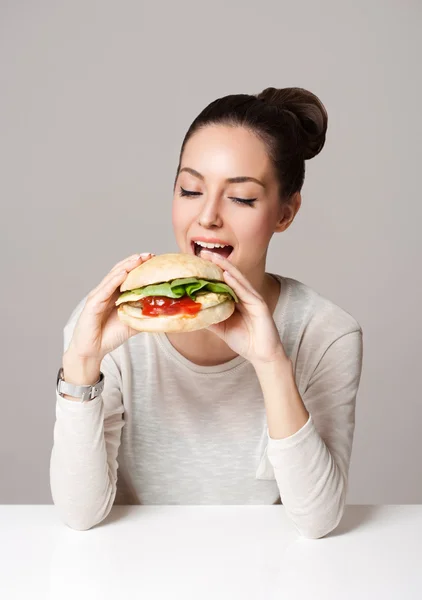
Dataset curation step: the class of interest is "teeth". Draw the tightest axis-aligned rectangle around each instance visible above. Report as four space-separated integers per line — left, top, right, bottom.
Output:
195 241 228 249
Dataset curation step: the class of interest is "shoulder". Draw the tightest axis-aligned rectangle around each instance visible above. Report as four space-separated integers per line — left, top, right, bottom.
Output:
287 278 362 337
276 275 362 338
273 275 363 380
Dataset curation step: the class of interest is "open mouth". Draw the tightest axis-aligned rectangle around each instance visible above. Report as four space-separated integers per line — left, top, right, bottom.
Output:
191 241 234 260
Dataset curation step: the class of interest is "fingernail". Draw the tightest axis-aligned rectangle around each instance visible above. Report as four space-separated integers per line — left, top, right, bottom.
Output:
140 252 154 258
203 251 219 259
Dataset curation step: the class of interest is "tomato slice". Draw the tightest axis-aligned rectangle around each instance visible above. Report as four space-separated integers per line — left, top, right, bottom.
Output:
141 296 201 317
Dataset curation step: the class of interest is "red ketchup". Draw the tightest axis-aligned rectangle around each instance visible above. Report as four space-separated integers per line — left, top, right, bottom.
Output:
141 296 201 317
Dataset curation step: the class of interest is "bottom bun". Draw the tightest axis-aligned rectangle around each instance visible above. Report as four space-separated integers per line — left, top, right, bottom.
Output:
117 300 235 333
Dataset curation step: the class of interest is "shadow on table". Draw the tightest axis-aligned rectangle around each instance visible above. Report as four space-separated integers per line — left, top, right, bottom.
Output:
326 505 381 538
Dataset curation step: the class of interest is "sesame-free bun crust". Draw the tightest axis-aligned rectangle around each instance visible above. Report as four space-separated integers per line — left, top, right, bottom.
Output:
117 299 235 333
120 253 224 292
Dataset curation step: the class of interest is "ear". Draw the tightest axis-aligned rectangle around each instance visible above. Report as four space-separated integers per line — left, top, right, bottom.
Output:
274 192 302 233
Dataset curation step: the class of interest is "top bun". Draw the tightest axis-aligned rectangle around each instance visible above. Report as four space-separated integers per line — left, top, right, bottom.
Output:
120 253 224 292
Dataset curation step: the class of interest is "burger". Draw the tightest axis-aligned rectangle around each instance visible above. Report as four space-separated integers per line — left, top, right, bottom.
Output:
115 253 238 332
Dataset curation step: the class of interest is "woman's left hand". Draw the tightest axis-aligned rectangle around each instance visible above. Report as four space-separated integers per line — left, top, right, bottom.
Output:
201 251 288 367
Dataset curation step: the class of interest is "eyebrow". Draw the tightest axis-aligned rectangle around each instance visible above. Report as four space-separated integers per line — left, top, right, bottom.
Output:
179 167 266 189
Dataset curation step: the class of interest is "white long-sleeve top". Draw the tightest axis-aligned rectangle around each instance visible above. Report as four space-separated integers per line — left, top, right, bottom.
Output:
50 274 363 537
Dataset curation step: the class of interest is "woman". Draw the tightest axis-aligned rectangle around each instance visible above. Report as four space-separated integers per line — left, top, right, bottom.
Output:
50 87 363 538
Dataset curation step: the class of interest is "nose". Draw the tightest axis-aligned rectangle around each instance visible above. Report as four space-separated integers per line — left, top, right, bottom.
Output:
197 196 223 229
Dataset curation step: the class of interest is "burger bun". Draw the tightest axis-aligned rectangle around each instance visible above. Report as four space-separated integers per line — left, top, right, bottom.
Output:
117 299 235 333
120 252 224 292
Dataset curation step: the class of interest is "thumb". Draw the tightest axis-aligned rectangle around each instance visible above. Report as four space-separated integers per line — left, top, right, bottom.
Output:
206 321 226 339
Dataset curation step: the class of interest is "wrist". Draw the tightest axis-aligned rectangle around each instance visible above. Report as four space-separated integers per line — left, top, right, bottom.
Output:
62 350 102 386
252 347 291 375
253 353 309 440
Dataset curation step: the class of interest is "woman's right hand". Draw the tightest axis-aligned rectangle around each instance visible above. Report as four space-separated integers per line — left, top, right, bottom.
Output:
64 253 155 367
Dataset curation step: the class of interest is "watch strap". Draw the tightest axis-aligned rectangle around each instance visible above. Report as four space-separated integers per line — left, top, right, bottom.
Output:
56 367 105 402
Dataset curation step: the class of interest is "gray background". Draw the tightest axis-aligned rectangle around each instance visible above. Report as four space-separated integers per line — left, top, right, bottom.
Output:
1 0 421 504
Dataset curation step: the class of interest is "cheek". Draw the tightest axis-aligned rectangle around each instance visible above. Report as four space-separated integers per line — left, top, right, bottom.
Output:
237 210 275 244
171 197 184 228
172 197 193 235
171 197 178 227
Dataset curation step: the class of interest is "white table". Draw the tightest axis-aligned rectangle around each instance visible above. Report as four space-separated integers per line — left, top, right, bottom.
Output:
0 505 421 599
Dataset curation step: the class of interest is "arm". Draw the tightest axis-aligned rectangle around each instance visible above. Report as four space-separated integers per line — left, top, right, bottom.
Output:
255 330 363 539
196 252 363 537
49 319 125 531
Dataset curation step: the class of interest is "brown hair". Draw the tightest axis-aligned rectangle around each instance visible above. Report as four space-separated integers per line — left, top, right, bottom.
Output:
174 87 328 201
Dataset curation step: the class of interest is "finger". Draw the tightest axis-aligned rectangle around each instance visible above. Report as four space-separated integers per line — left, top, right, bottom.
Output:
109 252 155 277
206 321 226 339
94 252 155 312
88 257 139 299
91 253 154 297
86 268 130 315
200 251 261 298
222 270 259 309
105 307 140 339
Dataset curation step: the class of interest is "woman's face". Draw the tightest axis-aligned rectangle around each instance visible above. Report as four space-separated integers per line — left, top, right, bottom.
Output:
172 125 290 280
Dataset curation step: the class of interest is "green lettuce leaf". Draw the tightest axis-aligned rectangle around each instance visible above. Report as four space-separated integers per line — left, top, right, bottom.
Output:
118 277 238 303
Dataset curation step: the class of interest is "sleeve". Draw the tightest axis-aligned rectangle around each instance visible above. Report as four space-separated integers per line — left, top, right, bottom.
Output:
49 302 125 531
266 329 363 539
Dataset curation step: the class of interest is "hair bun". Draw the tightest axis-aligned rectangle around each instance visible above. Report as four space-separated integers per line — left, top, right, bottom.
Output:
255 87 328 160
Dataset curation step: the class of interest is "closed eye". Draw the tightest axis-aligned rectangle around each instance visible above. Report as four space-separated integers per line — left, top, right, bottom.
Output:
179 186 256 207
179 186 201 197
229 197 256 207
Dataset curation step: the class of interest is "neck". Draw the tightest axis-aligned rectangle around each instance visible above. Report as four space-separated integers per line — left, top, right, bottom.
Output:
247 269 268 298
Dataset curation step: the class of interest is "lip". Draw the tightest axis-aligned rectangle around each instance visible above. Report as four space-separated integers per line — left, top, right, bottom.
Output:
190 237 234 259
191 236 233 246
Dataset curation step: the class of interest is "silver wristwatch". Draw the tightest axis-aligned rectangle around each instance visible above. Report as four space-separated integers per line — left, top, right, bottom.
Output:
56 367 105 402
